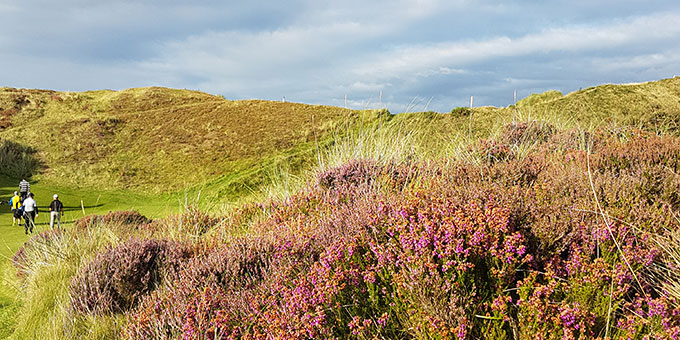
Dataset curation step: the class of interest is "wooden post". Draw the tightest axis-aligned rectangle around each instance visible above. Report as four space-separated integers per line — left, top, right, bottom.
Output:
468 96 474 139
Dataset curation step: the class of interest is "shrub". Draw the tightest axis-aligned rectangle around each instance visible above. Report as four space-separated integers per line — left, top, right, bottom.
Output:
499 121 555 145
70 238 193 315
516 222 679 339
317 159 420 192
124 236 278 339
121 125 680 338
472 139 515 162
317 159 380 190
145 205 219 236
451 106 471 116
73 210 151 230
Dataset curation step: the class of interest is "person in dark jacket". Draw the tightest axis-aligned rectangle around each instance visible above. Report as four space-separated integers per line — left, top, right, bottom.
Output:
49 194 64 229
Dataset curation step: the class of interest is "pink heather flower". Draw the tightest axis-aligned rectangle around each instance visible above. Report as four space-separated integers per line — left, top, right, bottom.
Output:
363 271 376 284
455 323 467 339
647 298 668 318
377 312 389 327
348 316 362 336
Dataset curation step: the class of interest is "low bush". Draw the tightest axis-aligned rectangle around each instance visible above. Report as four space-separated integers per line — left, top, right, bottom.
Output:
145 205 219 237
73 210 151 230
317 159 380 190
121 122 680 339
499 121 555 145
70 238 193 315
317 159 420 192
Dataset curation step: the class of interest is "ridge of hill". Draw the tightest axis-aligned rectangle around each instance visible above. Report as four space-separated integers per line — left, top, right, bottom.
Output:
1 77 679 202
515 77 680 131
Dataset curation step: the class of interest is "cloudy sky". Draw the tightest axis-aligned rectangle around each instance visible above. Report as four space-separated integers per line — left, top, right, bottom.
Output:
2 1 680 112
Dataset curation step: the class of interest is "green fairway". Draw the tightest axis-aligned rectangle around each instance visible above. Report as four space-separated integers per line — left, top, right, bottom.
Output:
0 175 179 338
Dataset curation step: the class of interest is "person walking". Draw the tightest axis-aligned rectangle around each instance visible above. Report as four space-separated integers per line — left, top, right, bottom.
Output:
49 194 63 229
19 178 30 200
9 191 22 226
23 193 38 234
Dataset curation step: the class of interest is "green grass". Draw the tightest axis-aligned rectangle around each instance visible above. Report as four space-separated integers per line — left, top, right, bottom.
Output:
0 175 182 339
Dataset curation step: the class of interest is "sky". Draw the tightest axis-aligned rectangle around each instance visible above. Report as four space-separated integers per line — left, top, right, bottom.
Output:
1 1 680 113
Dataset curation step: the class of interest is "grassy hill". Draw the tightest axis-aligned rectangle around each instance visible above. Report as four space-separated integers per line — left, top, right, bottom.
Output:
0 87 394 203
514 77 680 133
2 77 679 203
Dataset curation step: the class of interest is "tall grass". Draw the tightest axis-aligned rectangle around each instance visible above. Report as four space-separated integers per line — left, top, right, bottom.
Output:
652 225 680 305
10 227 120 339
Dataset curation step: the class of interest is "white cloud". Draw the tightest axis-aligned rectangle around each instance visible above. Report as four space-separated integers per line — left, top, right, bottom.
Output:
349 81 390 92
352 12 680 79
416 67 467 77
3 1 680 112
591 50 680 72
0 3 19 13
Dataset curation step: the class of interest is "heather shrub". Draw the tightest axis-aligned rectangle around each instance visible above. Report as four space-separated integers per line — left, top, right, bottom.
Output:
471 139 515 162
145 205 220 237
70 238 193 315
316 158 380 190
546 128 591 152
124 235 279 339
124 124 680 338
74 210 150 230
125 180 533 338
590 130 680 175
516 222 679 339
499 121 555 145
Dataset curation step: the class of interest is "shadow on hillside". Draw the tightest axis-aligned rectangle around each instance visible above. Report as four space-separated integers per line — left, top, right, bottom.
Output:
0 140 46 179
0 204 105 217
35 204 104 214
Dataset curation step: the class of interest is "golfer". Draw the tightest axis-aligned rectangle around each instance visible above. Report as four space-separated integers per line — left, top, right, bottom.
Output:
49 194 64 229
23 193 38 234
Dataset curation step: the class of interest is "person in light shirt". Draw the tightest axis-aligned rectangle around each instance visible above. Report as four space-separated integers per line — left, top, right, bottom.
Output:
22 193 38 234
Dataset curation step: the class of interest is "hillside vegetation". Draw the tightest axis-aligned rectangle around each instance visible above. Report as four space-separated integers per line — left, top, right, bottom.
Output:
2 77 680 203
0 87 387 200
1 77 680 339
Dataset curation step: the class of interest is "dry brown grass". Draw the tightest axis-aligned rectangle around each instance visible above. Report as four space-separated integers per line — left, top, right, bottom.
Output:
0 86 371 194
